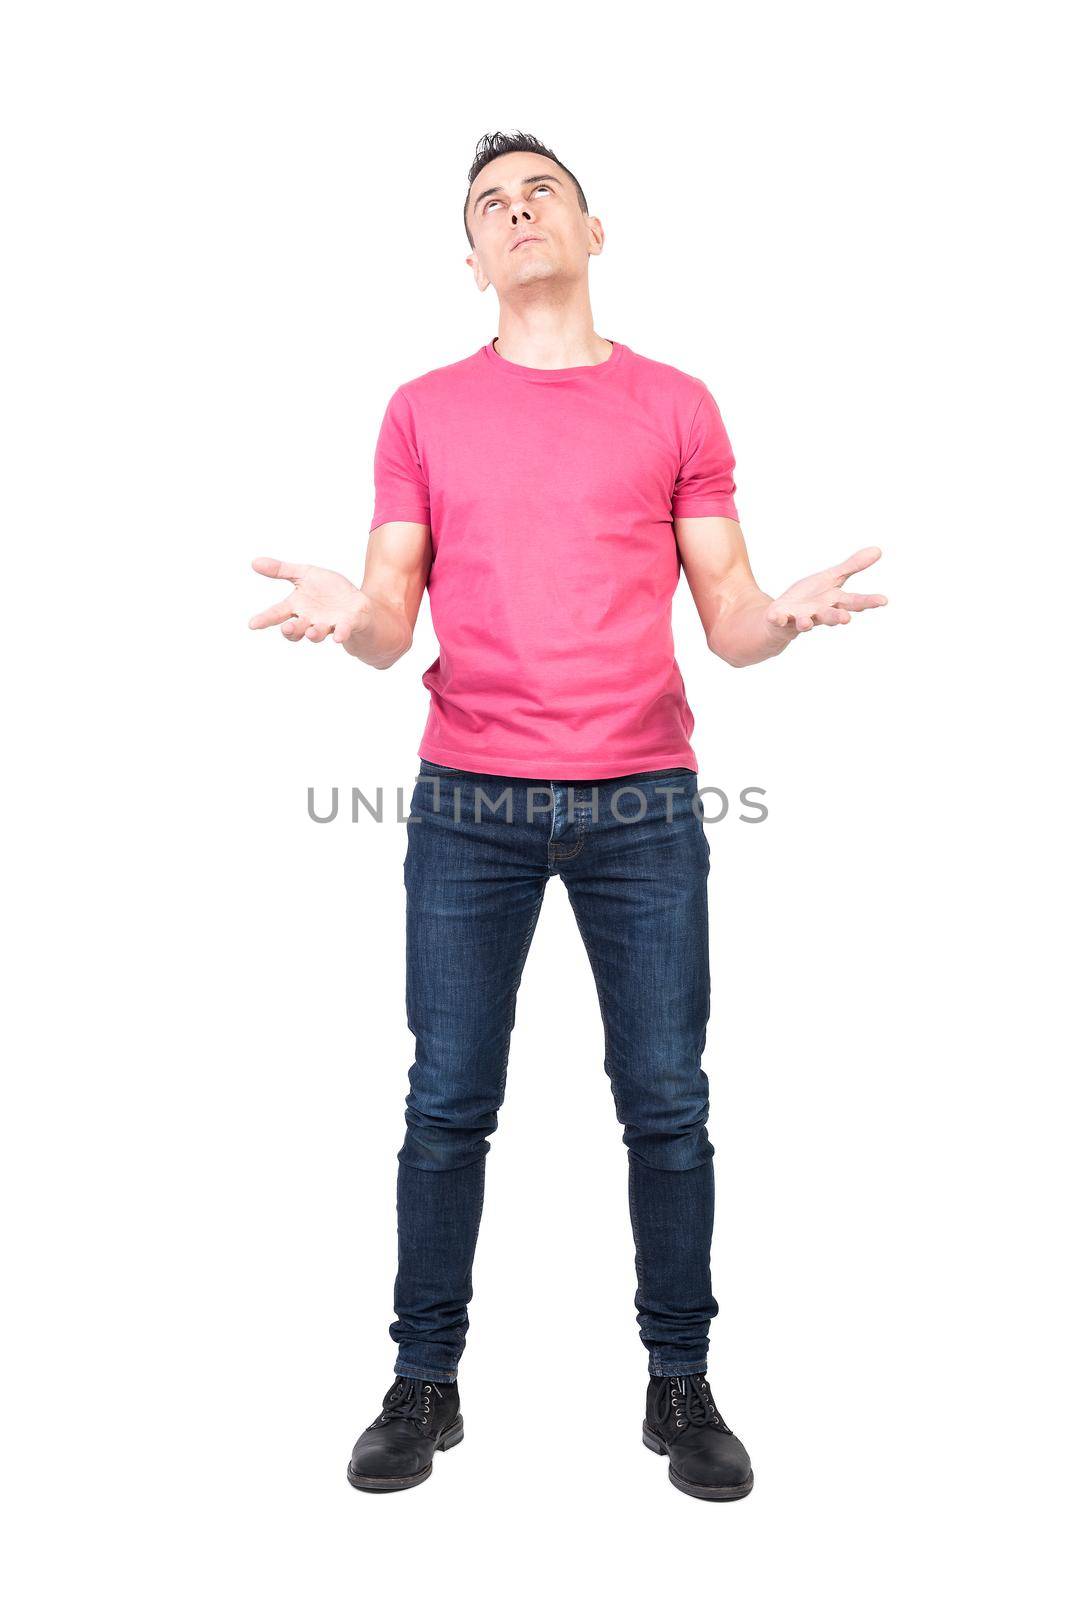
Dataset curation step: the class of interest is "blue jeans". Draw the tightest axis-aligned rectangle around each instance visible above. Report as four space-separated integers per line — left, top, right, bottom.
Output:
391 759 718 1382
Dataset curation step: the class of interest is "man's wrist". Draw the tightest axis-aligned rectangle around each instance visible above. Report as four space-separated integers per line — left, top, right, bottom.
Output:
761 608 794 656
337 593 372 651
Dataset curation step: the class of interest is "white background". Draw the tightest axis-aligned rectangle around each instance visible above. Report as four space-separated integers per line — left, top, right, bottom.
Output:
2 1 1065 1594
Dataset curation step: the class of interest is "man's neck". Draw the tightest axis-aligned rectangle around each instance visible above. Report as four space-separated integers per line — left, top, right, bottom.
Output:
493 290 613 370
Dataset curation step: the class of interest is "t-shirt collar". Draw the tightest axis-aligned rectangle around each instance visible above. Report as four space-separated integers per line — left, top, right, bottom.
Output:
482 337 625 383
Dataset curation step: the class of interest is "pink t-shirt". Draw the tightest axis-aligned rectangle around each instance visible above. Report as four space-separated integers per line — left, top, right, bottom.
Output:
369 338 739 779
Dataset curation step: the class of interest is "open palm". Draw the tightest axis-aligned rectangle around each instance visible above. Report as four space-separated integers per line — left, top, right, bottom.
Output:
247 557 371 644
767 546 887 634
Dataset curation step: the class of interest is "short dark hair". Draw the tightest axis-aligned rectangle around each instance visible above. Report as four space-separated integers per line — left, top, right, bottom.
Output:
464 130 589 246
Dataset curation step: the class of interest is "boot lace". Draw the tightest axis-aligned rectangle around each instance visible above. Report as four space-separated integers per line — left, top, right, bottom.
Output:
653 1374 728 1433
371 1378 443 1430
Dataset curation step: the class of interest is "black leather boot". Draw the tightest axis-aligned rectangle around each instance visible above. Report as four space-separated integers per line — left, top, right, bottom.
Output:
643 1373 754 1500
347 1376 464 1493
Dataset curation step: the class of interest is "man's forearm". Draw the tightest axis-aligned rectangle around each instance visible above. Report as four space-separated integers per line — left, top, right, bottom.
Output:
677 517 884 669
707 590 792 668
341 593 414 669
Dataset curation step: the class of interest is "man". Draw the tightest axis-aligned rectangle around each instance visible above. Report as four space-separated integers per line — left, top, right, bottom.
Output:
249 131 886 1500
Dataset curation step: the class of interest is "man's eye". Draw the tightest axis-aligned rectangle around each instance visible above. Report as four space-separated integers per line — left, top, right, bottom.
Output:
485 185 552 214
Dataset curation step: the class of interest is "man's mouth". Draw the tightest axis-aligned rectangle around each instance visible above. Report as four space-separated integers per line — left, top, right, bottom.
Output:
510 234 545 252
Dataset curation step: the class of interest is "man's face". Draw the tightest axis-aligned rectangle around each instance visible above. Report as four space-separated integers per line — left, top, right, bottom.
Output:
464 152 604 294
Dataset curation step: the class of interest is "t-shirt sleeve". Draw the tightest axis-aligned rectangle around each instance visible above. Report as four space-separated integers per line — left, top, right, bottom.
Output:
369 387 432 532
671 384 739 522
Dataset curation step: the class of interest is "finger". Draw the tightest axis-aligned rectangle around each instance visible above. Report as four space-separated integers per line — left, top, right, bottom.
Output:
813 607 844 626
248 598 299 631
832 606 851 624
833 546 882 582
837 591 888 612
333 618 353 645
304 621 332 643
282 615 310 641
794 611 815 632
251 556 309 583
767 609 796 631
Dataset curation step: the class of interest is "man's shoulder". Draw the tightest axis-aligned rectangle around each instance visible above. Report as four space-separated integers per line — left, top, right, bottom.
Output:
623 344 710 400
391 347 486 405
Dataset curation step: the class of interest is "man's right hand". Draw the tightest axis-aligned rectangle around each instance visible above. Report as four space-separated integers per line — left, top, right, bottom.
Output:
247 557 373 644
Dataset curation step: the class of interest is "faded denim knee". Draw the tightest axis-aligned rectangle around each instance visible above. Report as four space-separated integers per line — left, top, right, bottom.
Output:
624 1121 714 1172
399 1117 495 1172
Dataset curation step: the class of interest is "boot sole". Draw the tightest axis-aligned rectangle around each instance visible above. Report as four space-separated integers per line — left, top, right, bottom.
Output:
642 1423 755 1501
347 1416 464 1493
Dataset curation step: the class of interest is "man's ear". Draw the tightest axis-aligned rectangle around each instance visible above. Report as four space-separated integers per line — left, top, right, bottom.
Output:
586 215 606 257
466 251 490 292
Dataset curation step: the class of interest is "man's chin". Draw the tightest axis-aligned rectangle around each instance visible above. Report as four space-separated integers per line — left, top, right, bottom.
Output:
507 258 561 288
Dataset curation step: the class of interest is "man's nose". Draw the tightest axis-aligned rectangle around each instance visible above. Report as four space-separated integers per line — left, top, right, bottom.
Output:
510 203 533 224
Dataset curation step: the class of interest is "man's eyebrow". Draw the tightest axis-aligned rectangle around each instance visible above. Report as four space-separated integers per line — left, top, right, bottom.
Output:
470 173 562 211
